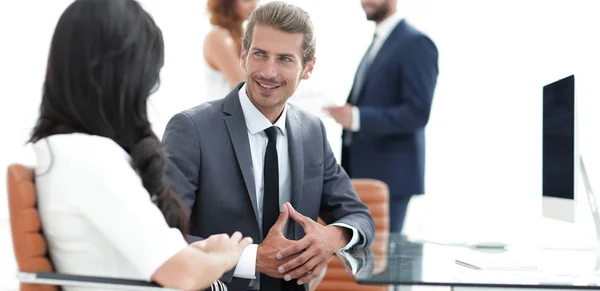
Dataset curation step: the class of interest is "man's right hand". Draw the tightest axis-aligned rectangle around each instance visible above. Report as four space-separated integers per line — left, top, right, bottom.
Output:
256 203 296 278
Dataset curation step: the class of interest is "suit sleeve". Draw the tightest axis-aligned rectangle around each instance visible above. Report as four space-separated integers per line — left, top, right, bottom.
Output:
356 35 439 138
317 120 375 249
162 112 203 244
162 112 240 284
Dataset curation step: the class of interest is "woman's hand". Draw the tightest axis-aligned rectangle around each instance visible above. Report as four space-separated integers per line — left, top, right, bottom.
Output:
192 232 253 270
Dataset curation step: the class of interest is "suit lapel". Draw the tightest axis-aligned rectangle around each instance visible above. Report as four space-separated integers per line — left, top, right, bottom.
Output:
286 108 304 239
286 109 304 208
222 84 260 225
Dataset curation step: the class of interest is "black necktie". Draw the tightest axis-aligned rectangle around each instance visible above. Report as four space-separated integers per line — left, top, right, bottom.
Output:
348 32 378 105
262 126 279 236
260 126 282 291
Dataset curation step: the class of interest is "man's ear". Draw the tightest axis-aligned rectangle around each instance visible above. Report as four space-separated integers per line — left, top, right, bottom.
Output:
301 57 316 80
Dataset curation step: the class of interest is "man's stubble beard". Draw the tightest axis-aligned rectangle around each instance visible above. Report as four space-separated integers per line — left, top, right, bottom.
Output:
366 1 390 22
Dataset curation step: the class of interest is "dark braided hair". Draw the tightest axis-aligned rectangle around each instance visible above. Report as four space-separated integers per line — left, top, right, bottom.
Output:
29 0 188 234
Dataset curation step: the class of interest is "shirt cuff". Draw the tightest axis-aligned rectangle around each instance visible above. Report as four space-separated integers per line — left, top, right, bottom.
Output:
233 243 258 279
330 223 360 251
351 106 361 132
337 250 359 275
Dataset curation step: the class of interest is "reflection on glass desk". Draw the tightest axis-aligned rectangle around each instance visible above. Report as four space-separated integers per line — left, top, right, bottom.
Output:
337 233 600 289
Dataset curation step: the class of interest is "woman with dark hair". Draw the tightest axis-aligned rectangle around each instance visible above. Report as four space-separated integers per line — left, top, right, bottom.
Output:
29 0 251 290
203 0 258 101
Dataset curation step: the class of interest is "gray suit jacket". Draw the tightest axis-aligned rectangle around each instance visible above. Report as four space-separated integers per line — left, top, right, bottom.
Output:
162 83 375 290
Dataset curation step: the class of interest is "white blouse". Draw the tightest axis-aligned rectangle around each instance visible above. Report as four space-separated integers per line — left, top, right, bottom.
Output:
33 133 188 290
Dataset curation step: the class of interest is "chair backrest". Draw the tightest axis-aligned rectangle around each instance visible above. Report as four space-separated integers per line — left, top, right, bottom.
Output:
316 178 389 291
7 164 59 291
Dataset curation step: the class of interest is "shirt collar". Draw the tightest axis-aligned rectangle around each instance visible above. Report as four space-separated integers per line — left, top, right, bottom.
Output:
375 11 404 41
238 82 288 136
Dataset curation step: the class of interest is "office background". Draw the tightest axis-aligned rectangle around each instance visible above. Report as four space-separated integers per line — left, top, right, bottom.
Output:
0 0 599 289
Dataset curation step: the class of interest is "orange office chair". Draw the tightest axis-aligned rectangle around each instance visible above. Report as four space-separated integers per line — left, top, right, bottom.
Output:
315 178 390 291
7 163 226 291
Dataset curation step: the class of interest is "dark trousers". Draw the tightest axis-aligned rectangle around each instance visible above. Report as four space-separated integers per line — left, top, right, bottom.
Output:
341 145 413 234
388 197 417 291
389 196 412 234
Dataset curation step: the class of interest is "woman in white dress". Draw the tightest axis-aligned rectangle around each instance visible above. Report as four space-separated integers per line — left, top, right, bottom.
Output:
203 0 258 100
28 0 251 290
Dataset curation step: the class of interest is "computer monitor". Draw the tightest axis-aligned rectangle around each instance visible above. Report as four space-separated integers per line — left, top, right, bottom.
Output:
542 74 578 223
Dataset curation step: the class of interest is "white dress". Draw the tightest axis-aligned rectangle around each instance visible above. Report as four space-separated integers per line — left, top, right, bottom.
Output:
203 26 236 102
33 133 188 291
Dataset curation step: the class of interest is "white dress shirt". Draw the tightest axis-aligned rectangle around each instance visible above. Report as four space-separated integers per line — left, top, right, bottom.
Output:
351 12 405 131
233 84 360 281
33 133 188 291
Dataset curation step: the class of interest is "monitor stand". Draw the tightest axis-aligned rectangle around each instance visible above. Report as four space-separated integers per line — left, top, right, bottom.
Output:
582 156 600 271
580 155 600 246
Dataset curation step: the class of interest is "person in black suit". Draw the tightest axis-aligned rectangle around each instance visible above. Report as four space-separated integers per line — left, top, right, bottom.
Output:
326 0 439 234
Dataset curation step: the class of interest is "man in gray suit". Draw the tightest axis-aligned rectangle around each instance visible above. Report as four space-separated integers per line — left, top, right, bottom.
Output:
162 2 375 291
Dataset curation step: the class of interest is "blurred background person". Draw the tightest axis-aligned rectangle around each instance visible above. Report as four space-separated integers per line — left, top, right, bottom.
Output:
27 0 251 290
203 0 258 101
326 0 439 234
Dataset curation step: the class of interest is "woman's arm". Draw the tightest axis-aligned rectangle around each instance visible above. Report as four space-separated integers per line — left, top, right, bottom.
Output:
204 28 245 87
152 246 229 290
153 232 252 290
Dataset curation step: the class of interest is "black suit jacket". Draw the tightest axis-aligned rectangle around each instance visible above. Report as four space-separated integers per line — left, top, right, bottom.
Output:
343 19 439 199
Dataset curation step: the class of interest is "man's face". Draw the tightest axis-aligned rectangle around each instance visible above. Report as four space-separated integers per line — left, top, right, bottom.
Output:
241 25 315 114
361 0 390 22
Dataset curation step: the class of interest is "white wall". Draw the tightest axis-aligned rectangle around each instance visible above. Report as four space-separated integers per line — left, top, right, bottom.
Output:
409 0 600 198
0 0 599 239
400 0 600 237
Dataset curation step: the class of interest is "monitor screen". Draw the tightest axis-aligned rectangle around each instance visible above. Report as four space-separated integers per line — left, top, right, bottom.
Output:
542 75 575 200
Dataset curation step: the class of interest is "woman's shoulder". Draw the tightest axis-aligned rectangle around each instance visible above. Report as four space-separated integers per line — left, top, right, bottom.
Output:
33 133 130 173
204 26 235 49
39 133 126 154
207 26 232 38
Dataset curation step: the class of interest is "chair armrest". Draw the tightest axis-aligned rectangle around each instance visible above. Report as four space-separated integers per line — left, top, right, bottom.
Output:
18 272 227 291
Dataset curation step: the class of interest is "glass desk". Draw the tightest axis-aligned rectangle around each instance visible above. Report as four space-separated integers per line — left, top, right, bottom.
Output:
336 233 600 290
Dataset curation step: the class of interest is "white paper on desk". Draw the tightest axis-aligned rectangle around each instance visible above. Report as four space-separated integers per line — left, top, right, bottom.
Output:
453 270 545 284
454 269 600 286
456 252 538 271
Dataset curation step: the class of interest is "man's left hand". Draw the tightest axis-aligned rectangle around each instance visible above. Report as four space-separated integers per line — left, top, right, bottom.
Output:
324 104 353 130
275 203 350 285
